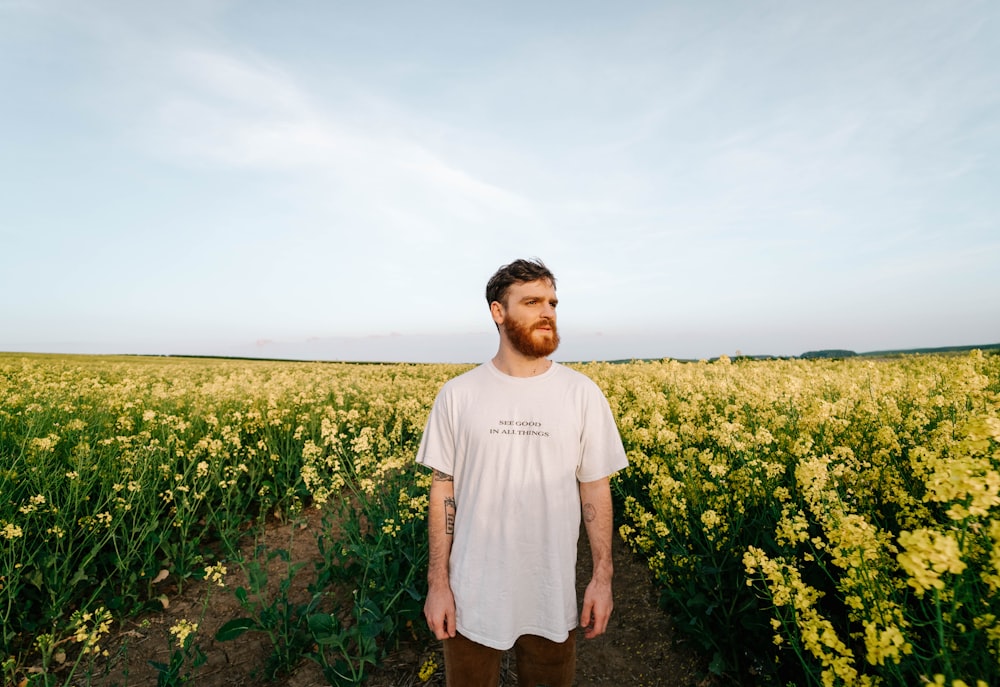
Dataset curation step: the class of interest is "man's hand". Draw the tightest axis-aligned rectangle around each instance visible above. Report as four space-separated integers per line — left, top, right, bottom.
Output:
580 576 613 639
424 583 457 640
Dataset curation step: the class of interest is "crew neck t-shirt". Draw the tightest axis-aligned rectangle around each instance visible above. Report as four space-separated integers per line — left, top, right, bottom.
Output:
415 361 628 650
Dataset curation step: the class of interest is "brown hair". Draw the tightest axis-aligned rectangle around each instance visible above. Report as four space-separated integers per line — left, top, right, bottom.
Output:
485 258 556 307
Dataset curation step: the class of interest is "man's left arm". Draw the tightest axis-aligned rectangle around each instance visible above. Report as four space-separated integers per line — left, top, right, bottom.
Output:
579 476 614 639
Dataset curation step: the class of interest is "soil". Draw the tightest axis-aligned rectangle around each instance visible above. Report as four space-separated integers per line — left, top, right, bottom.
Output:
80 509 715 687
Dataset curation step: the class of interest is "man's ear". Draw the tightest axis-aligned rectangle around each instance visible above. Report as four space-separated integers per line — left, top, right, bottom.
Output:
490 301 505 326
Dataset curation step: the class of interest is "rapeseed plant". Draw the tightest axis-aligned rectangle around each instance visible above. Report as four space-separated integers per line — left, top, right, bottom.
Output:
3 351 998 686
604 352 1000 685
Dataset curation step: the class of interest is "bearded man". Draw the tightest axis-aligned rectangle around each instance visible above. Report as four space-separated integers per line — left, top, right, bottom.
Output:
416 258 628 687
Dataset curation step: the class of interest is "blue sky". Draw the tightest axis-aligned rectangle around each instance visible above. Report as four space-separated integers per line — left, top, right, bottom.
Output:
2 1 998 363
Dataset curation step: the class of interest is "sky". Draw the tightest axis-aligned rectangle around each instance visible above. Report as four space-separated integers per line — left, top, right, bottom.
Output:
1 0 998 363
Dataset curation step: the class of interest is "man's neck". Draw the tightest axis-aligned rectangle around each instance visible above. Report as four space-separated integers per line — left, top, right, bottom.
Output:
491 347 553 378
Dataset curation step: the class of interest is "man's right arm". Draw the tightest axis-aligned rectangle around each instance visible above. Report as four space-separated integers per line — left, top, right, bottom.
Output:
424 468 457 639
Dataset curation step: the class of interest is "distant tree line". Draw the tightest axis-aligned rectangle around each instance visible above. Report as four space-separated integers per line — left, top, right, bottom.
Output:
801 349 858 359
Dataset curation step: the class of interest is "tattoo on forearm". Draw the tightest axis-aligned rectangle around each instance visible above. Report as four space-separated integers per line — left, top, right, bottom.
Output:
433 469 454 482
583 503 597 523
444 496 456 535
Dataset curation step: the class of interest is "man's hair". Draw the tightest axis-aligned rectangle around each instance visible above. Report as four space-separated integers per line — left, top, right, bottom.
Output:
485 258 556 307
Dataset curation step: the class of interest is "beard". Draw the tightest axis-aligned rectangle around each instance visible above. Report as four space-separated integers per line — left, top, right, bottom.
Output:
503 314 560 358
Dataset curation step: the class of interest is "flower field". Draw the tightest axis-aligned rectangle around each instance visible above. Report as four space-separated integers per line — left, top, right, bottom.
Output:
593 351 1000 687
0 354 467 686
1 351 998 686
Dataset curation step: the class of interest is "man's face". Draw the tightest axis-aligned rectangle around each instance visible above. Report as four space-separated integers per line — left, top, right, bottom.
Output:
495 279 560 358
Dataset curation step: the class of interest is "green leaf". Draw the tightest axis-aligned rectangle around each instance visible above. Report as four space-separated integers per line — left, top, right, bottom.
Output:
307 613 343 645
215 617 256 642
268 548 290 563
708 651 726 676
359 617 383 641
247 561 267 592
64 558 88 587
26 568 43 590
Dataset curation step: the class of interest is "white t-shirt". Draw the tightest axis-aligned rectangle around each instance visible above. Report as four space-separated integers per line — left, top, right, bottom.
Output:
415 361 629 650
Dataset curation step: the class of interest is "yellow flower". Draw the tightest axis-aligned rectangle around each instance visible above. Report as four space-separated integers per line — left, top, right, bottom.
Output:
775 508 810 546
897 529 967 596
1 522 23 540
924 679 990 687
862 618 911 665
204 564 228 587
169 619 198 646
70 606 113 655
700 509 720 529
418 654 438 681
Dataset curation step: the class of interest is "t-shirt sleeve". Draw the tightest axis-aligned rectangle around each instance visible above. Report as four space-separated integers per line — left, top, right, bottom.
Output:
415 387 456 475
577 382 629 482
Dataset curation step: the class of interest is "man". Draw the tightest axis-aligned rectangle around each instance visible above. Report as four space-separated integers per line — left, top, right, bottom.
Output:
416 258 629 687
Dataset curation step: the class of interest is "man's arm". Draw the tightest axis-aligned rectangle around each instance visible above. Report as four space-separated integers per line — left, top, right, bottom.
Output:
579 476 614 639
424 469 457 639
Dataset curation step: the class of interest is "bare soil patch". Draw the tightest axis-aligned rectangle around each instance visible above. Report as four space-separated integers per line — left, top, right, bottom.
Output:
85 509 714 687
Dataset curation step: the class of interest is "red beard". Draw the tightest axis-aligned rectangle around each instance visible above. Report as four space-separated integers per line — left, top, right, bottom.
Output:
503 315 560 358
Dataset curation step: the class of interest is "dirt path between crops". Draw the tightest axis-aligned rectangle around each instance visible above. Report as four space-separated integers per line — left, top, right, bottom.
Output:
88 509 713 687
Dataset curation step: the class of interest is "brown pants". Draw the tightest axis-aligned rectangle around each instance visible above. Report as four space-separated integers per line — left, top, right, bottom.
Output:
443 631 577 687
444 631 576 687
